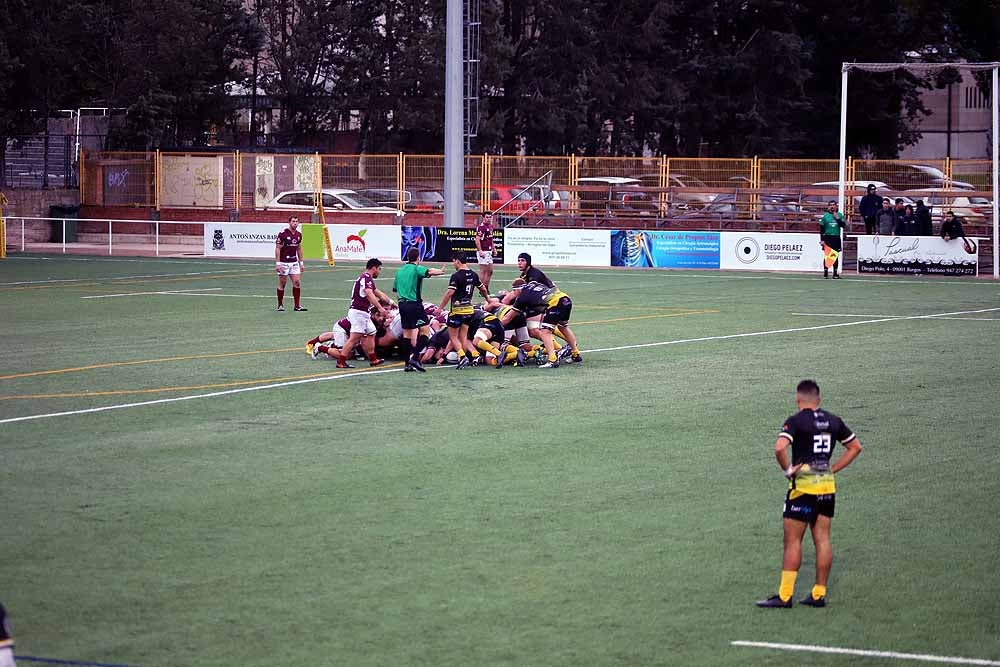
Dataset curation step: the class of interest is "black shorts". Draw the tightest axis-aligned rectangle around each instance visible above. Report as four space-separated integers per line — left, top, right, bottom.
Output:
821 234 842 252
783 490 835 523
398 301 429 330
447 312 474 328
474 318 505 341
542 296 572 328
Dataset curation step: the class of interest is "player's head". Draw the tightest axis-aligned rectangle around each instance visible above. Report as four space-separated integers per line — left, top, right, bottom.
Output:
827 200 837 212
483 212 494 223
795 379 821 408
288 215 300 230
517 252 531 271
405 247 420 263
366 257 383 276
510 278 526 290
451 251 467 267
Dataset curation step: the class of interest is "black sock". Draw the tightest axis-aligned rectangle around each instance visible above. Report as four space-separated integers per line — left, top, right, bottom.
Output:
411 334 429 360
399 340 412 360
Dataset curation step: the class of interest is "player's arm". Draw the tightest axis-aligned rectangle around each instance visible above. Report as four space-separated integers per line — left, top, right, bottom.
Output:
424 267 445 277
773 435 802 478
474 232 483 253
365 288 388 317
477 283 491 300
831 435 862 474
297 244 304 270
275 238 282 268
373 287 395 307
438 286 455 313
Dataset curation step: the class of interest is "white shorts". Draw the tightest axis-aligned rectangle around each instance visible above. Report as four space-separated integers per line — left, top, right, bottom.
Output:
505 326 529 344
389 313 404 338
276 261 301 276
333 324 350 349
477 251 494 265
0 647 14 667
347 308 377 335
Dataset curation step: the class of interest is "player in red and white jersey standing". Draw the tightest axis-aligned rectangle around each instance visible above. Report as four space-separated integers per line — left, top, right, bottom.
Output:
339 258 394 368
474 212 498 292
275 215 307 311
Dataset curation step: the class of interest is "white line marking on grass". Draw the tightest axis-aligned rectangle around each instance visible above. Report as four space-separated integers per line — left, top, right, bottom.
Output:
158 293 350 301
4 306 999 425
81 288 223 299
792 312 1000 321
731 641 1000 665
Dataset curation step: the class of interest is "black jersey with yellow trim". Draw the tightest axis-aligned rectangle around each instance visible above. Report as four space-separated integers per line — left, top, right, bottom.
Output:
446 268 482 315
779 408 856 495
511 281 554 316
520 265 554 288
498 304 526 329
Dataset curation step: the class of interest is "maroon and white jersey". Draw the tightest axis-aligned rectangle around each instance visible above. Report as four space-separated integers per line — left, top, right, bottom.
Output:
276 228 302 262
475 218 495 251
350 271 376 311
335 317 350 332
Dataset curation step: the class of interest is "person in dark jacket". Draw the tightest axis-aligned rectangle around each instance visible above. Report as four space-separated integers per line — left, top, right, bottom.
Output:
914 200 933 236
875 198 896 235
858 184 883 235
940 211 966 241
894 204 917 236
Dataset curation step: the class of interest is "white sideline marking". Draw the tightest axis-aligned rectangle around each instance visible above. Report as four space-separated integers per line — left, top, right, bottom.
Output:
81 288 223 299
147 292 350 301
731 641 1000 665
3 306 999 425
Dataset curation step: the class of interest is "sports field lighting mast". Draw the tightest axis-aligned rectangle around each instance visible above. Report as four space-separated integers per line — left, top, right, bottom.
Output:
839 62 1000 278
444 0 464 228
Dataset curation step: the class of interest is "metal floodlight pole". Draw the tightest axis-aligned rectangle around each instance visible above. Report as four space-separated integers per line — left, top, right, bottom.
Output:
444 0 464 229
993 66 999 279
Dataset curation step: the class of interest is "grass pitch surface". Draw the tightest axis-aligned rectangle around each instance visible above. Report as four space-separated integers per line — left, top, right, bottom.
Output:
1 255 999 666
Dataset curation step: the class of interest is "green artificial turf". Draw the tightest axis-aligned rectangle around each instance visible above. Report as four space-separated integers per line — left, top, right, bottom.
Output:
1 255 998 666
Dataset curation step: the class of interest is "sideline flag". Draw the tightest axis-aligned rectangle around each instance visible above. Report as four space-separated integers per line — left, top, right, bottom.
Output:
822 243 839 268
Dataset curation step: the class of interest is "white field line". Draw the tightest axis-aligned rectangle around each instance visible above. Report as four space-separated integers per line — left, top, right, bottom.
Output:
731 641 1000 666
147 292 350 301
1 268 272 286
792 312 1000 322
81 288 223 299
3 306 999 426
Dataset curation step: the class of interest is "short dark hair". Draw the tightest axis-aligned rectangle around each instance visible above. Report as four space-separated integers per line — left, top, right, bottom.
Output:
828 200 837 206
288 215 299 222
895 198 904 204
405 247 420 262
883 198 891 204
366 258 383 270
451 251 466 264
796 379 820 399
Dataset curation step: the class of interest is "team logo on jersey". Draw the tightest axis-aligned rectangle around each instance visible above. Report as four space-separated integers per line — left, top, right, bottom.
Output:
212 228 225 250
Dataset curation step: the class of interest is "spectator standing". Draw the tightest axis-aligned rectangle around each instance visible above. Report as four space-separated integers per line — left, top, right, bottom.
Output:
858 184 882 235
819 201 846 279
875 198 896 235
894 204 917 236
914 200 933 236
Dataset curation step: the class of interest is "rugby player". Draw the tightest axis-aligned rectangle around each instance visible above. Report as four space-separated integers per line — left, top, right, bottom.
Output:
756 380 863 608
438 252 491 369
474 212 498 291
467 306 508 367
275 215 307 311
340 259 394 368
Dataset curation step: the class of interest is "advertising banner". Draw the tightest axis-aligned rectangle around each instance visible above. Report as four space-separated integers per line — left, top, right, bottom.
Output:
204 222 283 258
401 226 504 263
856 235 978 276
505 228 611 266
323 224 401 262
719 232 826 272
610 230 720 268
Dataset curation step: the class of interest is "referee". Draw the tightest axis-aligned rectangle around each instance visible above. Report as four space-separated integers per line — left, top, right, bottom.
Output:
819 200 847 279
392 247 444 372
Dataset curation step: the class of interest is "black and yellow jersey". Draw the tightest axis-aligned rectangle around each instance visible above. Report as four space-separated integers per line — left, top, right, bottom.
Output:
446 268 482 315
779 409 856 496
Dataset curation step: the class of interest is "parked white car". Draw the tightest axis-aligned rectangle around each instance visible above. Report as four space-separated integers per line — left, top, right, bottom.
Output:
265 189 405 217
